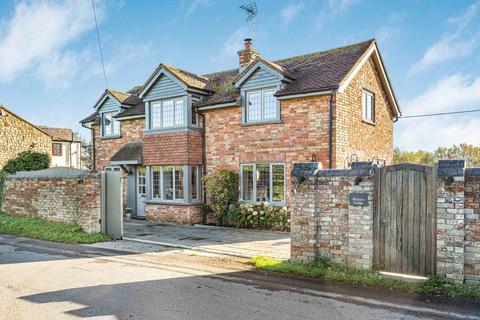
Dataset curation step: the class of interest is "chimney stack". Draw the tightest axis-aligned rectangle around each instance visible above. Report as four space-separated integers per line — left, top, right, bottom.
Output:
238 38 258 72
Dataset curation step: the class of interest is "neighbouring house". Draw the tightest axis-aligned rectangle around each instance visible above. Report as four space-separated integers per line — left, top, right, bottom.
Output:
80 39 400 224
0 105 52 170
37 126 82 169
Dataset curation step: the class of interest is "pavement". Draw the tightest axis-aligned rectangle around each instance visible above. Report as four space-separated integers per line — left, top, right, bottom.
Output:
94 219 291 260
1 234 479 320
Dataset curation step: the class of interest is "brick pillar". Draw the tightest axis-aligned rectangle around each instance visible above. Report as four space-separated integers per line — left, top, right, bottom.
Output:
436 160 465 284
464 169 480 285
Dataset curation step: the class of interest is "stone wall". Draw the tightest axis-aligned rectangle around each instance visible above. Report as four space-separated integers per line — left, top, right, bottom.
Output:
291 161 480 284
290 162 374 269
1 171 101 233
0 105 52 169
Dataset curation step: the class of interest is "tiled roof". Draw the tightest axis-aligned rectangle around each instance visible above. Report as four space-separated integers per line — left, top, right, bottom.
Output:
108 89 131 104
37 126 75 142
163 64 212 92
79 111 99 124
115 102 145 118
110 141 143 163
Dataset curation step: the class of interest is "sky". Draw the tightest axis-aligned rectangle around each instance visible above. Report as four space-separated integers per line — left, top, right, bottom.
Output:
0 0 479 151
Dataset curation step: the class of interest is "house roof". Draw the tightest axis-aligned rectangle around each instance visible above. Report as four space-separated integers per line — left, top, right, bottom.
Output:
0 105 51 137
79 111 99 124
81 39 400 120
110 141 143 164
37 126 81 142
115 102 145 118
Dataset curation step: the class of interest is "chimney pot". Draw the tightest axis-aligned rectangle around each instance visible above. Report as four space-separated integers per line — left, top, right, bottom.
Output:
244 38 252 49
238 38 258 72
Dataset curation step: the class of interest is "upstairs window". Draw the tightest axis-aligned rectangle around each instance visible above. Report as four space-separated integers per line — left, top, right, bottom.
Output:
52 143 62 156
102 112 120 137
150 98 185 129
246 89 279 123
362 90 375 122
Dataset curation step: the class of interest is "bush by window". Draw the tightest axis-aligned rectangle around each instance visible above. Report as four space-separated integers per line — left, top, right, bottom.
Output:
203 169 239 224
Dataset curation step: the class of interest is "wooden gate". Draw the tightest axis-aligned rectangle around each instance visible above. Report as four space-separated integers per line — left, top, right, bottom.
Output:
373 164 436 276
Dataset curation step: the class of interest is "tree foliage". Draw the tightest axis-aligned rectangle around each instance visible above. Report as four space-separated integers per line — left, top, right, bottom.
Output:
2 150 50 175
394 144 480 167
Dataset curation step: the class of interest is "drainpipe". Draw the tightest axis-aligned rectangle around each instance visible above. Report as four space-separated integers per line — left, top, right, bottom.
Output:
81 122 95 171
328 90 336 169
200 110 207 203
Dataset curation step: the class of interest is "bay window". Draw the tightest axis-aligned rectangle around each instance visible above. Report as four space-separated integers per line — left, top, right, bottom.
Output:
102 112 120 137
245 88 279 123
150 98 185 129
240 163 286 204
150 165 202 203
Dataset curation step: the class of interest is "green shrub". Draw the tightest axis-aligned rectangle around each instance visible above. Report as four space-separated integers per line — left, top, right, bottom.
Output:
0 172 6 208
238 202 290 231
2 150 50 174
203 169 239 225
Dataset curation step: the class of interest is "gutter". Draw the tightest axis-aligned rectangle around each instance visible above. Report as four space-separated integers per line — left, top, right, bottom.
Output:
328 90 336 169
81 122 95 171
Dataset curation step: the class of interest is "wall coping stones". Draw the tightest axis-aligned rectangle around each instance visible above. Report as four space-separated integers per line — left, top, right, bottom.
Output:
437 159 465 177
465 168 480 176
7 167 93 180
291 161 374 179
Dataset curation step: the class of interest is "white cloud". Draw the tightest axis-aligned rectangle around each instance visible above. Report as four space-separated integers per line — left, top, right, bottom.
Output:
395 74 480 150
0 0 102 85
281 2 304 24
376 26 401 43
409 2 480 75
185 0 212 18
220 27 250 59
315 0 361 30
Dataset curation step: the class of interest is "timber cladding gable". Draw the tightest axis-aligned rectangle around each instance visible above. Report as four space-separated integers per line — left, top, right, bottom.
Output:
0 105 52 169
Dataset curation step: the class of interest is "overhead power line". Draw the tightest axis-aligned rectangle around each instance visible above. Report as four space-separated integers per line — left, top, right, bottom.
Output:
399 108 480 119
92 0 108 89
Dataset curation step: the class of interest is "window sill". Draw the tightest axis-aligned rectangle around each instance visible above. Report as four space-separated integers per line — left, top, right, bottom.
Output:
144 126 202 135
241 120 282 127
145 200 204 206
101 135 122 140
362 119 376 126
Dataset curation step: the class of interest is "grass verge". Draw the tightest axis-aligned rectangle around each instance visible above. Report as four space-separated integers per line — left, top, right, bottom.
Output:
0 212 109 244
251 256 480 301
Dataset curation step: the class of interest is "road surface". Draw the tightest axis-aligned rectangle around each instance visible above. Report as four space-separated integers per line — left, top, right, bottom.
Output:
0 234 478 320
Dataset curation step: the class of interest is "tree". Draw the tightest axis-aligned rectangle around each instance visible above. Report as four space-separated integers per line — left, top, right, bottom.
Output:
394 144 480 167
2 150 50 174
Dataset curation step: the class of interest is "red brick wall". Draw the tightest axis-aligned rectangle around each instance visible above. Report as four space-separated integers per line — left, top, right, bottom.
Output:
93 118 145 170
143 130 203 165
335 57 394 168
145 203 203 224
465 174 480 284
202 95 331 205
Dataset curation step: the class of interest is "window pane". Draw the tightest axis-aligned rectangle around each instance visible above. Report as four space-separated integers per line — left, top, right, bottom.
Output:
112 117 120 135
162 100 174 127
191 108 197 125
242 165 254 201
175 166 184 200
104 114 112 136
272 164 285 202
152 166 160 199
163 166 174 200
151 103 161 128
174 99 184 126
191 166 198 200
263 90 277 120
247 92 261 122
256 164 270 202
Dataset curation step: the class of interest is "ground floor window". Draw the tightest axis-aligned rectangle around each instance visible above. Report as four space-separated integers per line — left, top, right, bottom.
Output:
240 163 286 204
150 165 202 203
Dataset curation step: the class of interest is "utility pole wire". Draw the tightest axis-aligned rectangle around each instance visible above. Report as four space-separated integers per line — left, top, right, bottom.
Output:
92 0 108 89
398 108 480 119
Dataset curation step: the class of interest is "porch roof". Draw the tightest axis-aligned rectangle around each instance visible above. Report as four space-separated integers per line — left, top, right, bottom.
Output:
110 141 143 165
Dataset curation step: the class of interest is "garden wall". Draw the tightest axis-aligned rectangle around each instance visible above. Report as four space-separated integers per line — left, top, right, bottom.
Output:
1 168 101 233
291 161 480 285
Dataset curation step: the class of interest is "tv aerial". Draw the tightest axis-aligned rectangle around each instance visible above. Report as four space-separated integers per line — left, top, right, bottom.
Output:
239 2 258 44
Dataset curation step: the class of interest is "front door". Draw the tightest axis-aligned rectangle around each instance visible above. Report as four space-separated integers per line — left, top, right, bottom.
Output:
136 166 146 217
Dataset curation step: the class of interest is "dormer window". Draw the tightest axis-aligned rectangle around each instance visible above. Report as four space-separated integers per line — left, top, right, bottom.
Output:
150 98 185 129
245 88 279 123
102 112 120 137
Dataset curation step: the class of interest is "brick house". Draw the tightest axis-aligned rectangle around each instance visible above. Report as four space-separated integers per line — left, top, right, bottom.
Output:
0 105 52 169
80 39 400 224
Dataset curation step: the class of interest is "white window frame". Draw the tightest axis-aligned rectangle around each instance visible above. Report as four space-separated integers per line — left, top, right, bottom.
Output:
362 90 375 123
149 97 185 129
245 88 279 123
150 165 202 203
101 112 121 137
240 163 286 205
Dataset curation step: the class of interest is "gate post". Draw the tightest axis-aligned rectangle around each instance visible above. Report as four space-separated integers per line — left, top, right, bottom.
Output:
436 160 465 284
